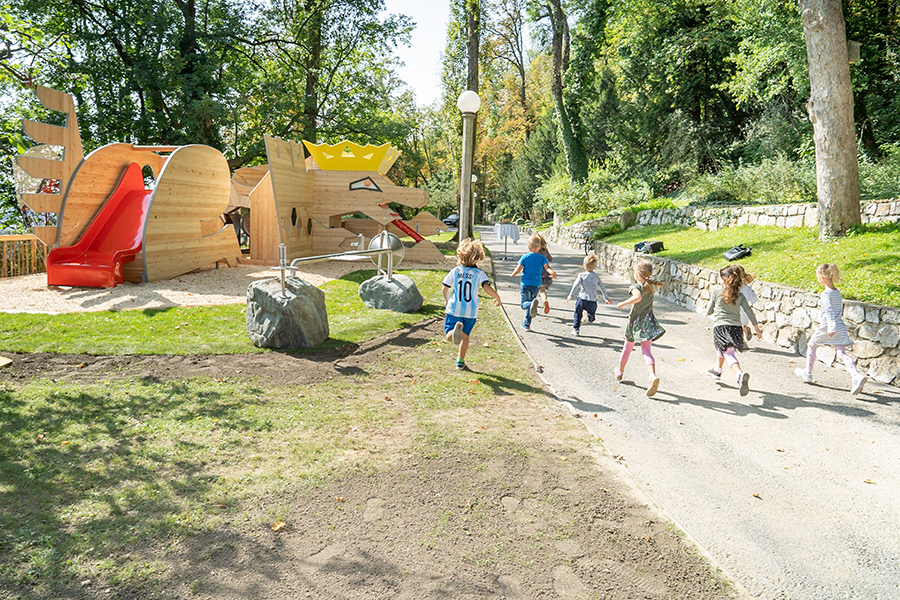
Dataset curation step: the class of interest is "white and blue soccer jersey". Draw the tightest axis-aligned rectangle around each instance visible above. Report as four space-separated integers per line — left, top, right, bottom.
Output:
443 266 490 318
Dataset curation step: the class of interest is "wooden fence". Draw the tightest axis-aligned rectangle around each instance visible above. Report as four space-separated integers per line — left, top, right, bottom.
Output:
1 234 49 278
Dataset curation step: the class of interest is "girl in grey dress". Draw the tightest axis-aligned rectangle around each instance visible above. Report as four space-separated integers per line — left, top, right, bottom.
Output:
615 259 665 396
795 264 867 394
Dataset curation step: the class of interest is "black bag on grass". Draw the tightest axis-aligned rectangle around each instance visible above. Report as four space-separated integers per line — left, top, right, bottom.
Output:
634 240 665 254
723 244 751 261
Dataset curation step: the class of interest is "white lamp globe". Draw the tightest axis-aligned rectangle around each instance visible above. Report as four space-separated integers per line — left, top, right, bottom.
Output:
457 90 481 114
471 173 478 183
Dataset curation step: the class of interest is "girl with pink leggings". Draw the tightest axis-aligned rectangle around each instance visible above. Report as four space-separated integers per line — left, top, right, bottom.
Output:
615 260 666 397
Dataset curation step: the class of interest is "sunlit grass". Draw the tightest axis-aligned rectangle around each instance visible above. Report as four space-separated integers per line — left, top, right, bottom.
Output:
0 269 447 355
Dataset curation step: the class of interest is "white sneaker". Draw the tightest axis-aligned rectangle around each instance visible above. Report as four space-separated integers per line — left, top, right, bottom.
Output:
851 374 868 395
451 321 463 346
794 368 812 384
529 298 539 318
573 328 580 336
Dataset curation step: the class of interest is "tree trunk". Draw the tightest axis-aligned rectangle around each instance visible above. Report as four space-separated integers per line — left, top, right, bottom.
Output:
801 0 861 239
303 1 324 144
549 0 588 182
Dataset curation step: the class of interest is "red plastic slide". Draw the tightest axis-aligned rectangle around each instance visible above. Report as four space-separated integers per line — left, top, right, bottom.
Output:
378 203 425 243
47 162 151 288
390 218 425 243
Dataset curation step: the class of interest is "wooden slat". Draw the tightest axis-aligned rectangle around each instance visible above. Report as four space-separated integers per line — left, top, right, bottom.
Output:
35 85 75 114
20 192 63 214
31 226 58 247
22 120 68 146
15 155 66 181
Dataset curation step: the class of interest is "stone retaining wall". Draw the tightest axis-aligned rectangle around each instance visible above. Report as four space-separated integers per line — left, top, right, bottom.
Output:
635 200 900 232
542 227 900 386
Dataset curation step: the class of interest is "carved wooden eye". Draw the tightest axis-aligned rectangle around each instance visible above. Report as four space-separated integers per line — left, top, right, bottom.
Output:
349 177 381 192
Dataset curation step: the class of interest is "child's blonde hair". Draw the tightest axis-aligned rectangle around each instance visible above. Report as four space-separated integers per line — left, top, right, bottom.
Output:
584 253 598 270
634 259 664 295
456 238 485 267
816 263 842 283
527 233 543 251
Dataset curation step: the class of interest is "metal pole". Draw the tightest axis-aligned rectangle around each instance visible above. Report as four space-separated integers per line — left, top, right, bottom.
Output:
278 243 288 297
458 111 476 241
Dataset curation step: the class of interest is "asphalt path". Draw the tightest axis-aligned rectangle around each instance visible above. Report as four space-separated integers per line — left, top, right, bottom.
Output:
478 225 900 599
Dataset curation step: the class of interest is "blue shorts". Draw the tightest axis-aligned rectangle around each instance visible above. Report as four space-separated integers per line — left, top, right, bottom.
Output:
444 314 476 336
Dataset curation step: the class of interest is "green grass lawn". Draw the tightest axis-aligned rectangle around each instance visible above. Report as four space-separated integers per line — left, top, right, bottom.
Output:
603 223 900 308
0 269 447 355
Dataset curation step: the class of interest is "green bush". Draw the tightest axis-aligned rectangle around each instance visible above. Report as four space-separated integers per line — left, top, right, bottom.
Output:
535 163 655 220
682 154 815 206
858 145 900 201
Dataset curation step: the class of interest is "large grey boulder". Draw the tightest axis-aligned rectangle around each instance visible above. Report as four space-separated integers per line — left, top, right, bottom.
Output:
246 277 329 349
358 274 422 313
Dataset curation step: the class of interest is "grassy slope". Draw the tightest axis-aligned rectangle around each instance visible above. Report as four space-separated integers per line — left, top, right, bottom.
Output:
603 224 900 308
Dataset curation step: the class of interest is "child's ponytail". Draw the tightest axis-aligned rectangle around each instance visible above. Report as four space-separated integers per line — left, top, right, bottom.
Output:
720 264 744 305
634 259 664 296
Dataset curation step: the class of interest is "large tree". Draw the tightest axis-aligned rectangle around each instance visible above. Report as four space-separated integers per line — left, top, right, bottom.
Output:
531 0 588 181
801 0 861 238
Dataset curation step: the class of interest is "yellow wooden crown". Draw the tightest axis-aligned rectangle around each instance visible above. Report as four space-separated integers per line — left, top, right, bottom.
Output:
302 140 400 174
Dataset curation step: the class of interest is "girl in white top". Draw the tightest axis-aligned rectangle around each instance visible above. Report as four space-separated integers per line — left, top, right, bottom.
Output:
795 263 867 394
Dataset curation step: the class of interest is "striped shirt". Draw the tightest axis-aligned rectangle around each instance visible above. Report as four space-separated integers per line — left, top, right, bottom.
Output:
812 288 852 346
443 266 490 319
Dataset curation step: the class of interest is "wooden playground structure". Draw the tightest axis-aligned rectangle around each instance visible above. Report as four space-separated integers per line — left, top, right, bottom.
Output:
14 86 445 288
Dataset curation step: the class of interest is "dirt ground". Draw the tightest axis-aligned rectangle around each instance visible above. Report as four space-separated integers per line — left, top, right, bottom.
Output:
1 318 738 600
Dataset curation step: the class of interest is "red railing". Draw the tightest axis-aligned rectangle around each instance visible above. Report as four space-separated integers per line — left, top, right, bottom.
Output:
1 234 49 277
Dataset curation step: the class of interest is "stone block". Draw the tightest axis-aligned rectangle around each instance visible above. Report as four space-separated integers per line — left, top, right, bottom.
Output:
816 344 836 367
791 307 812 329
851 340 884 359
775 312 789 328
844 304 866 324
359 274 423 313
867 356 900 384
876 324 900 348
246 277 329 349
883 309 900 324
866 307 881 323
776 327 796 348
857 323 878 341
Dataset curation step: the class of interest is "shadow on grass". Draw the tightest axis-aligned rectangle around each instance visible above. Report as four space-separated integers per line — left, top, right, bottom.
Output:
0 380 268 596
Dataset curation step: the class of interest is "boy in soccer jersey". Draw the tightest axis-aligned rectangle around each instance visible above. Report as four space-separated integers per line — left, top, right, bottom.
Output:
443 238 502 370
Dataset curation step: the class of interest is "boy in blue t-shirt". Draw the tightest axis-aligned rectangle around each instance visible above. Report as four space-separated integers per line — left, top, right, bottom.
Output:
443 238 502 370
510 233 557 331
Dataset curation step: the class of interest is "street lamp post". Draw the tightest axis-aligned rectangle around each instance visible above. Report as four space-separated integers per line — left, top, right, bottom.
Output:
457 90 480 241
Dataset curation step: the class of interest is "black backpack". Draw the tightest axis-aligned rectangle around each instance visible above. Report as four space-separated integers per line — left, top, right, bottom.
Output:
723 244 751 261
634 240 664 254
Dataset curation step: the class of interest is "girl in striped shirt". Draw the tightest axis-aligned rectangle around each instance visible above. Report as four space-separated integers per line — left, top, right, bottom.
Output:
795 264 867 395
442 238 502 370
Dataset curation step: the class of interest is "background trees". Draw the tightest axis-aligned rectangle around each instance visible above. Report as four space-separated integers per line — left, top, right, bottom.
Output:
3 0 900 237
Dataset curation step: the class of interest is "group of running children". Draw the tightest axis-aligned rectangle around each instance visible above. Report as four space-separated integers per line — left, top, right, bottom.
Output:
442 233 867 398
